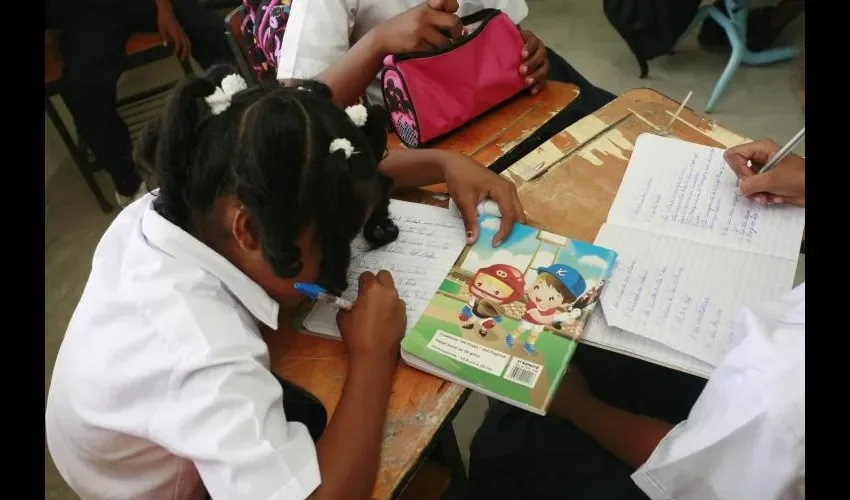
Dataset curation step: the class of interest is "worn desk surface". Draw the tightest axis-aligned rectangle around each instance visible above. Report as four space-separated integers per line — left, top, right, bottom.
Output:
265 84 579 500
390 82 579 193
500 87 769 242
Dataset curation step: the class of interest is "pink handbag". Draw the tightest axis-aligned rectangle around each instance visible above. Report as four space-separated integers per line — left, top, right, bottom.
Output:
381 9 526 148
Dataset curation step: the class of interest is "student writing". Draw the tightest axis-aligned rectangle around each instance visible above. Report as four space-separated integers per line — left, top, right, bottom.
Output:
45 63 525 500
468 66 806 500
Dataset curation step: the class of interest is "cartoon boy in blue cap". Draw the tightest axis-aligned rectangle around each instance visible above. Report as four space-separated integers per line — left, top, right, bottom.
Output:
506 264 587 355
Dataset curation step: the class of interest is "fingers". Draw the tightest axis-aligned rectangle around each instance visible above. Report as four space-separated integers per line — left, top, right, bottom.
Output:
456 196 481 244
181 35 192 61
419 26 451 49
376 269 396 289
521 31 539 60
510 188 526 225
521 43 546 77
358 271 377 291
172 35 185 60
489 188 519 247
724 139 780 177
427 10 463 40
158 25 169 47
738 171 779 198
427 0 459 14
527 58 549 94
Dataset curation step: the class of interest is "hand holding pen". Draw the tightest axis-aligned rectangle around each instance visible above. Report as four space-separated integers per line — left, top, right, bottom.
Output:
723 131 805 207
295 271 407 364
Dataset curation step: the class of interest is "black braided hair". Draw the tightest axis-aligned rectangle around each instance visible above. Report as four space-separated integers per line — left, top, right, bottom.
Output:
134 64 398 294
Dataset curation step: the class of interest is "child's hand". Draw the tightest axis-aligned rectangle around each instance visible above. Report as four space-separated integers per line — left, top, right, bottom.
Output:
374 0 464 55
519 30 549 95
442 153 526 246
337 271 407 366
156 0 191 61
724 139 805 207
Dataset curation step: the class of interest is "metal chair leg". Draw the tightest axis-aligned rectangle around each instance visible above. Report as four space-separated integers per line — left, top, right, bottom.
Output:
45 96 113 213
699 1 798 113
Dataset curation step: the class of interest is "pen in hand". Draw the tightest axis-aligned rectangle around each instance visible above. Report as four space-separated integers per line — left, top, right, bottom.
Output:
755 126 805 175
294 282 353 311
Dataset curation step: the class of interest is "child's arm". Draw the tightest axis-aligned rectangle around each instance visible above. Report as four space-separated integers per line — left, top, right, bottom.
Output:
313 30 387 108
288 1 464 108
380 149 524 246
549 369 673 468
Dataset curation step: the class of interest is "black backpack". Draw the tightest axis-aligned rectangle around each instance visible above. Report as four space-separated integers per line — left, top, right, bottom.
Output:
603 0 701 78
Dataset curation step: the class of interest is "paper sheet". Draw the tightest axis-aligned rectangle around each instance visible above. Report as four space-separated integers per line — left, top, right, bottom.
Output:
303 200 467 338
582 309 714 379
607 134 805 260
596 134 805 366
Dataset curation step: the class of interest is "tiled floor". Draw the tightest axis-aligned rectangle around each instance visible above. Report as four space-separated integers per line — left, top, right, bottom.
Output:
45 1 804 497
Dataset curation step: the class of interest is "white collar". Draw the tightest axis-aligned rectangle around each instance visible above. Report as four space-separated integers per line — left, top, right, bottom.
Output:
141 201 280 330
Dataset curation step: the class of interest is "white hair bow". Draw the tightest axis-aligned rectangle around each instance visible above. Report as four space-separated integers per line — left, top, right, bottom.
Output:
204 74 248 115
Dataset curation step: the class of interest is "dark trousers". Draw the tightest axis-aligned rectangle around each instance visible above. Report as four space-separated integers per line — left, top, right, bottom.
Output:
542 48 617 138
468 344 707 500
272 373 328 442
56 0 233 196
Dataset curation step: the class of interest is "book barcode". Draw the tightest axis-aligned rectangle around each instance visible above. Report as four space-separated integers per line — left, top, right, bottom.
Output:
502 358 542 388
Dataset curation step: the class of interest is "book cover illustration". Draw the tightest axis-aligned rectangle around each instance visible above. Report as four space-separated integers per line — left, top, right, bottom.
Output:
402 215 618 412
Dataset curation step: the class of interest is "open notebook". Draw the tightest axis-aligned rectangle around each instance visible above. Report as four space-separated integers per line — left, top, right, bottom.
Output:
302 200 468 339
300 199 618 415
593 134 806 371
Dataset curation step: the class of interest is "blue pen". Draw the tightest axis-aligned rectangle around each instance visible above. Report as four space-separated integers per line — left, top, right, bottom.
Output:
293 282 354 311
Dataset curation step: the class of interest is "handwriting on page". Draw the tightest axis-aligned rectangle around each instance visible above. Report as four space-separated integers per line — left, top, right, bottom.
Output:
304 200 467 337
607 134 805 261
597 224 797 366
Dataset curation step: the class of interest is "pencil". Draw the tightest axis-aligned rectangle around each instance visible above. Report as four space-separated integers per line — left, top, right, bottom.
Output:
758 126 805 175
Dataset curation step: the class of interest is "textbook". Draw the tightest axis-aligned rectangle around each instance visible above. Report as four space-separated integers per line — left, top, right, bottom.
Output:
300 199 618 415
399 214 617 415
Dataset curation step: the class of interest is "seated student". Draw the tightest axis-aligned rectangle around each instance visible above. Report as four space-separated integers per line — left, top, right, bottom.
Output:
277 0 615 126
45 61 525 499
468 69 806 500
47 0 235 207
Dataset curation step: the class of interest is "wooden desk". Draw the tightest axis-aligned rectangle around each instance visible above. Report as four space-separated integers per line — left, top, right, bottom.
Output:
263 83 580 500
501 88 760 241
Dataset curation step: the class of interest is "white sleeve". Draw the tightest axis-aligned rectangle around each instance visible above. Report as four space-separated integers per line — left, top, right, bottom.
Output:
631 311 806 500
461 0 528 24
150 352 321 500
277 0 355 81
633 415 803 500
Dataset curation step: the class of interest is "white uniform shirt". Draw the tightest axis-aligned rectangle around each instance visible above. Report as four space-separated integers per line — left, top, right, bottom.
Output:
633 284 805 500
45 194 320 500
277 0 529 104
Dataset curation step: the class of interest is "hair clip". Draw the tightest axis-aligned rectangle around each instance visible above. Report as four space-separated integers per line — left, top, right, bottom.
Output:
330 138 357 159
345 104 368 127
205 73 248 115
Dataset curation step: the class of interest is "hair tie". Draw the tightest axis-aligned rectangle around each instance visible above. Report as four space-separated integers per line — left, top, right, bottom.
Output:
345 104 368 127
204 73 248 115
330 138 357 159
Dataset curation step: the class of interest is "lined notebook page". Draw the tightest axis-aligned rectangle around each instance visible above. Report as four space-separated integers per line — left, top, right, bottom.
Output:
583 310 713 379
303 200 466 338
597 225 797 366
606 134 805 260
